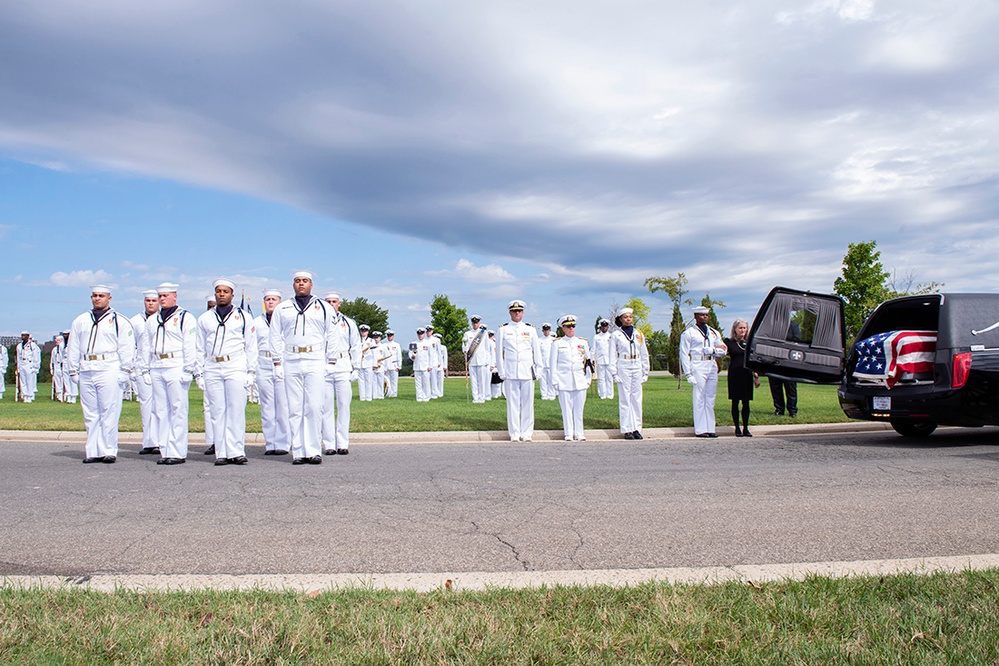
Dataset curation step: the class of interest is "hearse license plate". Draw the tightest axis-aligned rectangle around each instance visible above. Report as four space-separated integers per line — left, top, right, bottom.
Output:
872 396 891 411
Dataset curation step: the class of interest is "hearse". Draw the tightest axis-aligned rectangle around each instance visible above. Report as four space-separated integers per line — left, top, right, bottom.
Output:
746 287 999 437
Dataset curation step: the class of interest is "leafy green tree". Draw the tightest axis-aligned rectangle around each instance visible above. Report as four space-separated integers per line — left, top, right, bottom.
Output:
833 240 892 339
700 294 725 333
339 297 390 334
645 273 694 378
667 304 685 376
429 294 469 352
646 329 670 371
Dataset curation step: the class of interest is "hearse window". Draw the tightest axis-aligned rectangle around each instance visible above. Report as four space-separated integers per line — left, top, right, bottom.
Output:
863 300 939 337
789 309 815 344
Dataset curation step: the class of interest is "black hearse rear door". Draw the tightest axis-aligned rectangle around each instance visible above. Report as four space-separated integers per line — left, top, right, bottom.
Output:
746 287 846 384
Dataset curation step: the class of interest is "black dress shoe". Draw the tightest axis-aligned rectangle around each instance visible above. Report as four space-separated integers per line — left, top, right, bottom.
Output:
735 427 743 437
324 449 336 455
82 457 103 464
264 450 276 456
292 457 307 465
696 433 711 438
743 428 753 437
272 449 289 456
204 445 215 455
158 457 186 465
633 431 643 440
231 456 248 465
308 455 322 465
624 432 636 440
336 449 349 455
707 433 718 438
773 410 784 417
139 447 160 455
214 458 230 466
103 456 116 464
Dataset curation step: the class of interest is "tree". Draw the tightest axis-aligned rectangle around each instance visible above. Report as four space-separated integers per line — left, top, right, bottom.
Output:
833 240 892 339
646 329 670 371
646 273 693 377
429 294 468 353
700 293 725 333
339 297 389 334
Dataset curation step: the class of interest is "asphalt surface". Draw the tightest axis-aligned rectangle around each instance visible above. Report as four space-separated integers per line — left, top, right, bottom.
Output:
2 425 998 590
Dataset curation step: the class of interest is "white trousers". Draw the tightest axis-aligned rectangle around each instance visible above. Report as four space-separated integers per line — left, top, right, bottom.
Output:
80 369 124 458
0 370 5 397
616 363 644 434
150 366 191 459
134 372 155 449
358 367 375 401
373 368 385 399
257 367 289 452
203 390 214 447
504 379 535 440
65 371 79 402
414 370 431 402
52 368 66 401
385 369 399 397
491 377 503 399
321 372 352 451
691 365 719 435
557 388 587 440
597 364 615 399
431 367 444 398
18 367 37 401
470 364 491 403
283 359 324 458
204 364 247 459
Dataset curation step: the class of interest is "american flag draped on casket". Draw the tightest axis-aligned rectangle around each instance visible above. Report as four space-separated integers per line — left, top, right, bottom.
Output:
852 330 937 388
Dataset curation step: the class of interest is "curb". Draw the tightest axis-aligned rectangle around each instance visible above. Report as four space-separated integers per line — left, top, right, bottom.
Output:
0 422 892 444
3 554 997 593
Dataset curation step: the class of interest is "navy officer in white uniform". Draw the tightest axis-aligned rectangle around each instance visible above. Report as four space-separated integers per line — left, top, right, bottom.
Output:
196 278 257 466
255 288 290 455
680 305 727 438
495 299 542 441
66 284 136 463
131 289 160 455
269 271 338 465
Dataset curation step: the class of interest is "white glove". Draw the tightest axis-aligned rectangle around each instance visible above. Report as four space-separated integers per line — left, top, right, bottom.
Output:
641 375 649 383
142 372 152 385
350 370 359 382
273 364 284 380
118 371 130 389
685 374 697 386
194 374 205 390
243 374 255 391
612 374 621 384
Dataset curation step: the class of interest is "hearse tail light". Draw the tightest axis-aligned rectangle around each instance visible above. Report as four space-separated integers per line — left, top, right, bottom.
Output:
952 352 972 389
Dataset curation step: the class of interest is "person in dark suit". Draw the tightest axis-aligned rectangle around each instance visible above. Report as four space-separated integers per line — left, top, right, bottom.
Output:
725 319 759 436
768 319 800 417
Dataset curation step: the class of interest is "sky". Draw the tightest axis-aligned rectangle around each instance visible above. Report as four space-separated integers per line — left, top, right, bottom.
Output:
3 0 999 342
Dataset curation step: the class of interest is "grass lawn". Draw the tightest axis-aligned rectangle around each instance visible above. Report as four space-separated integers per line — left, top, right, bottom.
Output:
2 570 998 664
0 376 848 433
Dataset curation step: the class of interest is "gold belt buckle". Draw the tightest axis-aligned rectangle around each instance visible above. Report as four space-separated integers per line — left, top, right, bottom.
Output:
86 354 98 361
214 355 229 362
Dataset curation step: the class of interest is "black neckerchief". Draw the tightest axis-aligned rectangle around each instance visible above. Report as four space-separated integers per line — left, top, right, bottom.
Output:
211 305 235 356
88 307 113 353
265 312 272 326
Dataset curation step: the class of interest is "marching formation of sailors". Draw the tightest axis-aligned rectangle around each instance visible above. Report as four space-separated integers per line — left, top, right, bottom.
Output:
19 276 751 460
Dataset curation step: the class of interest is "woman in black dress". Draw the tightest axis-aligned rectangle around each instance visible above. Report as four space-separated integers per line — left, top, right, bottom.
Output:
725 319 759 437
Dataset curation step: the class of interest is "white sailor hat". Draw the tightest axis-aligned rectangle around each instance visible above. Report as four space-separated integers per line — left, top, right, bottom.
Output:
212 278 236 291
616 306 634 317
324 291 341 301
433 333 441 338
558 315 577 327
470 314 481 322
142 289 159 299
156 282 179 294
488 330 495 336
692 306 710 314
385 329 394 335
425 324 434 330
599 318 610 326
416 327 426 333
372 330 382 337
508 299 526 311
206 295 215 303
90 284 113 295
262 288 282 298
292 270 314 280
541 322 552 329
20 330 29 335
359 324 370 331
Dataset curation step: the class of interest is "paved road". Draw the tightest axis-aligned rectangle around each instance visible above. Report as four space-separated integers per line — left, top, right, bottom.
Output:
2 429 998 578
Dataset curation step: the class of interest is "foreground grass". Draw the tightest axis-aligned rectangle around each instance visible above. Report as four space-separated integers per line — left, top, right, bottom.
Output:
2 570 998 664
0 376 848 433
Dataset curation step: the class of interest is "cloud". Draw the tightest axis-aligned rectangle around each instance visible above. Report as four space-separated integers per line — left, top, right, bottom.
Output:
49 269 113 287
429 259 515 283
